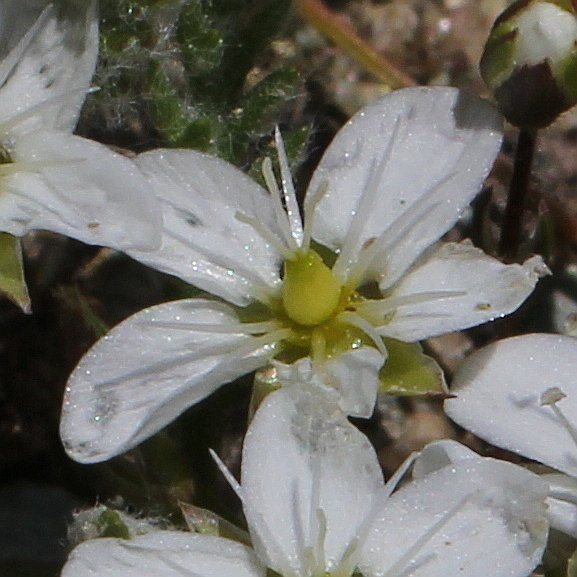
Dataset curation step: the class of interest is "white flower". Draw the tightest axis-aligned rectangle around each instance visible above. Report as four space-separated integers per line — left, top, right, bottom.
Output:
445 333 577 537
60 86 547 463
60 383 549 577
0 1 161 250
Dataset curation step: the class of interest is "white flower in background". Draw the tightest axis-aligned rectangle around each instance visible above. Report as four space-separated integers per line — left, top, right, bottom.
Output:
0 0 161 250
445 333 577 537
60 383 549 577
480 0 577 128
61 86 547 463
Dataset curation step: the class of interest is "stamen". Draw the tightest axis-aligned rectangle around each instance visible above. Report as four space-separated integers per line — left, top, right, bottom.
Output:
335 535 361 577
246 507 297 577
383 451 420 499
336 311 388 358
95 329 288 394
154 552 205 576
332 117 403 283
303 445 330 577
344 169 458 289
262 156 298 251
353 451 420 562
210 449 298 577
347 198 441 289
162 225 280 307
313 508 328 574
227 328 292 357
143 319 283 336
543 473 577 505
381 494 472 577
541 387 577 447
209 448 243 499
235 210 295 261
347 452 468 577
302 181 329 253
357 291 466 325
275 127 304 247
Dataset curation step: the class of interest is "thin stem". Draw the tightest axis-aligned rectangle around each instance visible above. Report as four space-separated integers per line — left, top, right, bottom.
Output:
294 0 415 89
499 128 537 262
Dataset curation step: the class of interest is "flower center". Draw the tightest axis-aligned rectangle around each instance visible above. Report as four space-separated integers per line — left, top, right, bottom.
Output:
282 249 342 327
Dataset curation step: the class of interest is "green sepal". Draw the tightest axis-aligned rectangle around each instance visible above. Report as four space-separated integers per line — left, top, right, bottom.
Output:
559 48 577 105
480 20 517 91
379 338 447 396
179 502 250 545
0 233 30 313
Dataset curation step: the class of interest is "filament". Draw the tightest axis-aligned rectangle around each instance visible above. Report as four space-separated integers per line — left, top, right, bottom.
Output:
275 127 304 247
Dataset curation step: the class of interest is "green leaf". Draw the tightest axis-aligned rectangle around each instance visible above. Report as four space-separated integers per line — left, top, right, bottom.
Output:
0 233 30 313
97 0 297 169
379 338 447 396
147 60 190 143
176 1 224 78
175 116 218 152
215 0 292 103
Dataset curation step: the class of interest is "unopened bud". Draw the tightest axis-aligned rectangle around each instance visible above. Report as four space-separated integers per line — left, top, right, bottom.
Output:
67 504 162 548
481 0 577 128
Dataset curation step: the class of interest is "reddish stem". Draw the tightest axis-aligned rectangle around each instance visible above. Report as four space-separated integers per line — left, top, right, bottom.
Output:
294 0 416 89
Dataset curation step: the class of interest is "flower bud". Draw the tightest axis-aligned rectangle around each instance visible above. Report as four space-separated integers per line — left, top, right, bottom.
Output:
480 0 577 128
67 505 162 548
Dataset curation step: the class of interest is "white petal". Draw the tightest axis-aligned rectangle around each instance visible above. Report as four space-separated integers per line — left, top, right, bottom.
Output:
241 385 384 577
61 299 276 463
309 87 502 287
128 149 283 306
1 131 161 251
0 1 97 135
543 474 577 538
273 347 384 418
445 333 577 478
61 532 265 577
359 456 548 577
412 439 479 480
0 1 50 57
374 242 546 342
321 347 385 418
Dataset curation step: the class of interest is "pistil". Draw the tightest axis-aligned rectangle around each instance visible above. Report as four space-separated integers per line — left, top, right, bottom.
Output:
282 250 342 327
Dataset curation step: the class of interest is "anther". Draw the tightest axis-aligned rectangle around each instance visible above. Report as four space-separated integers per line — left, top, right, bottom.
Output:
541 387 577 447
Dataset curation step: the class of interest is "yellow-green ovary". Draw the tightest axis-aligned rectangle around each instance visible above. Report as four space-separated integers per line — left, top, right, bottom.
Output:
282 250 341 327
